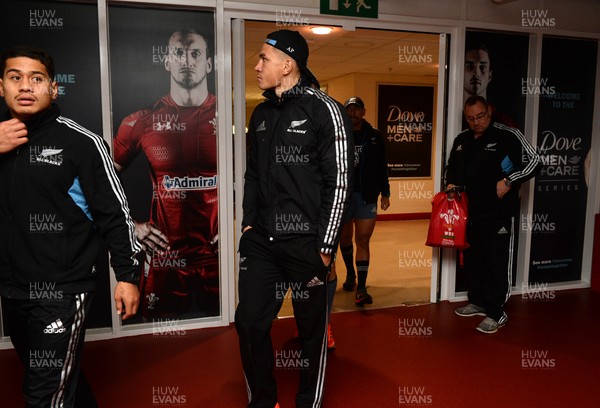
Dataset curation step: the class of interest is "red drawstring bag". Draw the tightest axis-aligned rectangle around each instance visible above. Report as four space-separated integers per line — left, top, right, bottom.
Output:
425 190 469 250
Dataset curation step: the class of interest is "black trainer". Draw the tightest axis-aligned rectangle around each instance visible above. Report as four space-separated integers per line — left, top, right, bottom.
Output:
342 276 356 291
355 289 373 306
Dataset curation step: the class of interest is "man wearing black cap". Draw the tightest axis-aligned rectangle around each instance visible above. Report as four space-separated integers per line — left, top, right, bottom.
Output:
338 96 390 305
235 29 353 408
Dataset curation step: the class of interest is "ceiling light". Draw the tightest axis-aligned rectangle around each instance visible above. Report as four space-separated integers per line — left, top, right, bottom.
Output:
311 26 333 35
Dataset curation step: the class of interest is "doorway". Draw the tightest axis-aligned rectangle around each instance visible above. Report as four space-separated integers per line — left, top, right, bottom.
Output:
235 20 447 316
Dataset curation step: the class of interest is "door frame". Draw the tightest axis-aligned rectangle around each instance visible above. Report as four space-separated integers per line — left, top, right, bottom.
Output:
228 6 459 322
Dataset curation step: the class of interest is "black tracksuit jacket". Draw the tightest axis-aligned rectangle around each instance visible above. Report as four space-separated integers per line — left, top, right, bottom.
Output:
242 78 354 255
0 104 141 299
445 121 541 220
353 120 390 204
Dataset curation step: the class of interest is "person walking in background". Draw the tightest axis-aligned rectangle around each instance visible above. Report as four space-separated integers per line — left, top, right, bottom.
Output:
235 29 353 408
339 96 390 306
446 95 540 334
114 26 219 319
0 45 141 407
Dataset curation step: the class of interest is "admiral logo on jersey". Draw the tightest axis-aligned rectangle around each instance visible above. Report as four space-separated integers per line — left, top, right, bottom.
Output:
162 175 217 190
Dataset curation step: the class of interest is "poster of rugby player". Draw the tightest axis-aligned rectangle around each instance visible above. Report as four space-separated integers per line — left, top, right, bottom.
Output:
463 30 529 131
109 6 219 321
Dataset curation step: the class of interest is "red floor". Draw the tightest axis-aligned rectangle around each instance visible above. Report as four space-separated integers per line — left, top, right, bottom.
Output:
1 288 599 407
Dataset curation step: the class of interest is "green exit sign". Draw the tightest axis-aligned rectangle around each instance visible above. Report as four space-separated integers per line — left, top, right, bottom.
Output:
320 0 378 19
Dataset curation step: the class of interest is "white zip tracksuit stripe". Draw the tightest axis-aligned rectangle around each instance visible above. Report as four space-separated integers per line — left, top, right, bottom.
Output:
51 293 87 408
304 88 349 406
504 217 515 305
306 88 350 254
493 122 540 181
312 311 329 408
56 116 142 260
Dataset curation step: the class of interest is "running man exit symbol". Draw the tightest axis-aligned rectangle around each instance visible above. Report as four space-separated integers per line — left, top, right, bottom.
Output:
321 0 378 19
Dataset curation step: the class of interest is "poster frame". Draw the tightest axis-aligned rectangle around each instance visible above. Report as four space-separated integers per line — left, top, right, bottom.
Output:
376 82 436 181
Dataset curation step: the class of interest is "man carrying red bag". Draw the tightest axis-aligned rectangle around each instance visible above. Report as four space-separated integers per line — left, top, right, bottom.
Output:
445 96 540 334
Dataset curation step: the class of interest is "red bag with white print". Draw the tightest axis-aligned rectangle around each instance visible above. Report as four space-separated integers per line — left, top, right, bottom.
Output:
425 189 469 250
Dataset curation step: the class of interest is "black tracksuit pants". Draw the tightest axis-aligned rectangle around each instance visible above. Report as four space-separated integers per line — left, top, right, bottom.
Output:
3 293 98 408
235 229 329 408
464 216 516 321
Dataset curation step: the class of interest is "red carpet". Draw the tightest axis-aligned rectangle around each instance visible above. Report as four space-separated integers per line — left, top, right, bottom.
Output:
1 289 599 407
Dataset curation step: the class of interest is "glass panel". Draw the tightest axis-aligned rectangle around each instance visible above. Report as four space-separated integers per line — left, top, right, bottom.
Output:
108 5 220 324
528 37 597 284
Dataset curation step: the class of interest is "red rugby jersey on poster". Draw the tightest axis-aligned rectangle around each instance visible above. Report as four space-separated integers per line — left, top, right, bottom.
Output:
114 93 218 261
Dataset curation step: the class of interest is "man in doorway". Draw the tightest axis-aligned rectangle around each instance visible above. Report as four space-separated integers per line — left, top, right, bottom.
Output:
114 26 219 319
445 95 540 333
0 45 141 407
236 29 353 408
339 96 390 306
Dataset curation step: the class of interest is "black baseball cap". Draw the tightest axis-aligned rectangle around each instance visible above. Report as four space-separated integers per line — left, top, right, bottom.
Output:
344 96 365 109
264 29 319 87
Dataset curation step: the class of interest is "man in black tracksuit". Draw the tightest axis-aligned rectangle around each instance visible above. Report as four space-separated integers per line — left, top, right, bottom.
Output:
445 95 540 334
235 30 353 408
0 46 141 407
338 96 390 306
